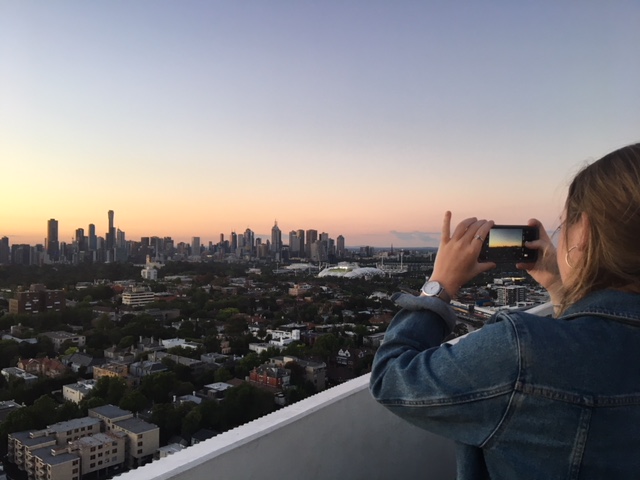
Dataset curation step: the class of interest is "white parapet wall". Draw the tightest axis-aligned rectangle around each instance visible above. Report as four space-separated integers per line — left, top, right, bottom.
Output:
115 374 455 480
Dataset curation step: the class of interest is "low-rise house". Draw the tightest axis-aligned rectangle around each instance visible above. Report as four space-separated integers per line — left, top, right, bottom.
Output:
203 382 234 400
148 351 206 376
0 400 22 422
129 360 168 378
61 352 105 375
17 357 68 378
63 380 97 404
104 346 135 364
270 355 327 391
93 363 128 381
135 336 165 354
40 331 86 352
249 365 290 389
1 367 38 385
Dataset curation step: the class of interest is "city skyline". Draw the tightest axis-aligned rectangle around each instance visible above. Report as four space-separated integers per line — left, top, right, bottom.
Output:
2 2 639 248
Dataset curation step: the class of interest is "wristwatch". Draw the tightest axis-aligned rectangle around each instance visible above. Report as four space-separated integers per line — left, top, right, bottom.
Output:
420 280 449 302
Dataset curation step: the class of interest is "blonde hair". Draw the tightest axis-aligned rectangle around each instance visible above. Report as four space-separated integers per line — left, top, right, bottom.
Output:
559 143 640 313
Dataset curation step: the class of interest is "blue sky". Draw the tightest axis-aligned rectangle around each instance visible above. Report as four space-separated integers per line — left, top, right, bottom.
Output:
1 1 639 247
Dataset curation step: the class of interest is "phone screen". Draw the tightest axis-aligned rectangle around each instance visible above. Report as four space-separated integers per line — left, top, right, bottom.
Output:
479 225 538 263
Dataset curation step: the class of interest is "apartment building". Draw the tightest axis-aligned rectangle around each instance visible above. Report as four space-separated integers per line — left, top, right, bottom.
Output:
8 406 158 479
40 331 86 352
8 417 101 477
88 405 159 468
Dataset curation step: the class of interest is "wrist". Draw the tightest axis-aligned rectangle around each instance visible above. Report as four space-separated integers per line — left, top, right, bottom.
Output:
420 278 455 303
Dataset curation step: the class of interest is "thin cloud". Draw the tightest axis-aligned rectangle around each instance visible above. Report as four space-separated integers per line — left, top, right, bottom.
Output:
389 231 440 246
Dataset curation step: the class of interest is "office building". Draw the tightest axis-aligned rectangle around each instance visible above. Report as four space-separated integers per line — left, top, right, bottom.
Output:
47 218 59 261
0 236 9 264
496 285 527 306
336 235 345 258
191 237 201 257
271 221 282 255
88 224 97 251
305 229 318 257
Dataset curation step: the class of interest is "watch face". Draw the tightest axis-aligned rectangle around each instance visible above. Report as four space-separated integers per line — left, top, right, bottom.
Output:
423 281 442 296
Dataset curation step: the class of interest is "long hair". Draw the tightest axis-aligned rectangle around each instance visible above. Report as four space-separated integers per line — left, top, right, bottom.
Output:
559 143 640 313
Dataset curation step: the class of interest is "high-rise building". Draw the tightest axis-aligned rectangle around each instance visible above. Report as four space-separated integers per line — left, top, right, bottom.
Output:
243 228 254 256
191 237 201 256
88 224 97 251
289 231 299 254
106 210 115 250
336 235 345 258
47 219 59 261
230 232 237 252
271 221 282 255
116 229 126 248
0 236 9 264
75 228 86 252
305 229 318 257
496 285 527 306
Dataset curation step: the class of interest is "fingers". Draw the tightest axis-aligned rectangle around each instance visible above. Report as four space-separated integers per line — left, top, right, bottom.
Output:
451 217 478 240
474 220 494 243
441 211 452 243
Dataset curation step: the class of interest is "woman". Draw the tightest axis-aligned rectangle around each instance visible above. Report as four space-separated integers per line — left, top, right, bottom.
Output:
370 143 640 479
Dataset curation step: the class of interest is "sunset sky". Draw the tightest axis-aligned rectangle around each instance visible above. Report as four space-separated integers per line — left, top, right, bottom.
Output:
2 2 639 248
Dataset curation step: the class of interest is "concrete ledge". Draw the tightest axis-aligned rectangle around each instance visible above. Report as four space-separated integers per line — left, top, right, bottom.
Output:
115 374 455 480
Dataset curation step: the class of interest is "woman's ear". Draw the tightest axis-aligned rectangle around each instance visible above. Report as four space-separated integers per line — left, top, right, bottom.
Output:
577 212 591 251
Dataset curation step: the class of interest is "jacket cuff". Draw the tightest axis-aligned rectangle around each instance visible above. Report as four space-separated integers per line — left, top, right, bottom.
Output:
391 292 458 332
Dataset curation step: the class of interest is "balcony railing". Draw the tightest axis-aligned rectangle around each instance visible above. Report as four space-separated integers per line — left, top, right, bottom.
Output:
115 374 456 480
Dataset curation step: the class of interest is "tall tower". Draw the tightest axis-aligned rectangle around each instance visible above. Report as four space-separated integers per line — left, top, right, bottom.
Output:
47 218 59 261
337 235 345 258
191 237 201 256
271 220 282 254
75 228 86 251
0 236 9 264
106 210 115 250
305 229 318 257
88 224 97 251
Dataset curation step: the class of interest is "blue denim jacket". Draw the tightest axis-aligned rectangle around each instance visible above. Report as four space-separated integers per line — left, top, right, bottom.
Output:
370 289 640 479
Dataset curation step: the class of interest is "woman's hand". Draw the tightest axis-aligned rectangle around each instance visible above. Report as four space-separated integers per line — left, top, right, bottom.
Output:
429 211 496 299
516 218 563 301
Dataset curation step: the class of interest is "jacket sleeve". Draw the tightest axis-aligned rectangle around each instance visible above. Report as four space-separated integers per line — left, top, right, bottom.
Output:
369 295 521 447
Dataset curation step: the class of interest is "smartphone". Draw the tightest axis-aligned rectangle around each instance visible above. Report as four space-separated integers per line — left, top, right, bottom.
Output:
478 225 538 263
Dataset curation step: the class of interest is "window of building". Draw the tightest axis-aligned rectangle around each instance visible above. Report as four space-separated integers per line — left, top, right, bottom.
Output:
137 441 143 446
137 449 143 454
72 460 79 465
90 463 95 468
98 460 103 465
72 468 78 474
90 455 95 460
90 447 96 452
98 452 102 457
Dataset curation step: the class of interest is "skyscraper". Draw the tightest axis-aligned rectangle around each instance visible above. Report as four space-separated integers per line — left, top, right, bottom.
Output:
47 219 59 261
106 210 115 250
75 228 86 251
271 221 282 255
191 237 201 256
305 229 318 257
0 236 9 264
88 224 97 251
337 235 345 258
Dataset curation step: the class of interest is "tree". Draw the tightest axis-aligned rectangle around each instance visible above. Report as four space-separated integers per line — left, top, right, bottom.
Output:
119 391 149 413
214 367 233 383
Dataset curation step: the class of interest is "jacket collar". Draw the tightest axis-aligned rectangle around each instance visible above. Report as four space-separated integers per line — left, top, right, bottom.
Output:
560 289 640 327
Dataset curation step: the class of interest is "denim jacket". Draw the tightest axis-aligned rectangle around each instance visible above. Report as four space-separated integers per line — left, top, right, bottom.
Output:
370 289 640 480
